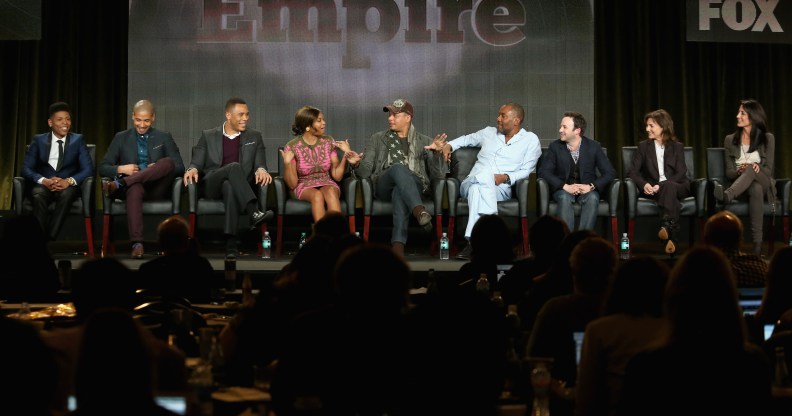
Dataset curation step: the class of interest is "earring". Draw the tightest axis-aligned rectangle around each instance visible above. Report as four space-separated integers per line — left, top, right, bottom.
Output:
306 127 311 132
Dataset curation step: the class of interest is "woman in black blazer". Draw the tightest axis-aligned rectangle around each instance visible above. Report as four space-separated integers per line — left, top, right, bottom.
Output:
627 109 691 255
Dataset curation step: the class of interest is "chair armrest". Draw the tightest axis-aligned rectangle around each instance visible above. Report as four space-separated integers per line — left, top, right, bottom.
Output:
431 178 446 215
708 178 725 213
360 178 374 216
606 179 621 217
171 177 183 215
692 178 707 217
536 178 550 216
342 177 358 216
12 177 24 215
515 178 530 218
81 176 95 218
272 177 288 214
624 178 637 219
101 177 113 214
258 183 271 212
778 179 791 215
187 182 198 213
446 178 461 216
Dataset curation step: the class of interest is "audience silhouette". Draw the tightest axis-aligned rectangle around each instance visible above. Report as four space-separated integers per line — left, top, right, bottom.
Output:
619 246 772 415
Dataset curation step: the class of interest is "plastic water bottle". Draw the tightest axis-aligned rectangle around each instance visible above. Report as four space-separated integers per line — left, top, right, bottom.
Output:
261 231 271 259
531 362 551 416
439 232 450 260
298 232 307 250
620 232 630 260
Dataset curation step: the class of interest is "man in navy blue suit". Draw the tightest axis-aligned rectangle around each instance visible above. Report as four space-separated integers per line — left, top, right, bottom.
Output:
98 100 185 258
538 112 615 231
22 102 93 241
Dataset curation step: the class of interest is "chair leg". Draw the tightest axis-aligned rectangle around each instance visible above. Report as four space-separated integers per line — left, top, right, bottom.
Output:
628 218 635 244
276 215 284 257
610 217 618 248
84 217 95 257
430 214 442 256
448 217 456 256
521 217 529 257
363 215 371 242
101 214 111 257
188 213 197 239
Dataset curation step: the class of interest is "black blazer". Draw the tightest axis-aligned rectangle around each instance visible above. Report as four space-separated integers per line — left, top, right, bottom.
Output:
627 139 689 192
538 136 616 192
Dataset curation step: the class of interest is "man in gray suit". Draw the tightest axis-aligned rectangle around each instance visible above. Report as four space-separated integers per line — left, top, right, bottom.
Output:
184 97 273 257
99 100 185 258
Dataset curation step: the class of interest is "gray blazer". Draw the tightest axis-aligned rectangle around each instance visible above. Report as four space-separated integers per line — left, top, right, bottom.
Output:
354 126 446 193
189 126 268 181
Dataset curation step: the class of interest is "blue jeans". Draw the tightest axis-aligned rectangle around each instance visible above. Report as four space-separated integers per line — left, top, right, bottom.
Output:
553 189 600 231
375 164 426 244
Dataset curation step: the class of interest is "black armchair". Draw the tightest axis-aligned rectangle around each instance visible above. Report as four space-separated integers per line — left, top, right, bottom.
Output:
706 147 790 251
537 147 621 246
101 177 183 256
623 146 706 246
446 147 530 255
13 144 97 256
187 180 270 254
272 146 358 257
359 168 445 254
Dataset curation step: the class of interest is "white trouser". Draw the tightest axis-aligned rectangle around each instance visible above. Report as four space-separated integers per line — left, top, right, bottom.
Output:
460 173 511 239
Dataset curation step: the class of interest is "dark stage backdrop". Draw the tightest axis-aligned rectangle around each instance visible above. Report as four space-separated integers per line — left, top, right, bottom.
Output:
126 0 594 169
1 0 790 211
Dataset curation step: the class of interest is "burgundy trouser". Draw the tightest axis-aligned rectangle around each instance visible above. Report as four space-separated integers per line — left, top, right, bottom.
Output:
119 158 176 242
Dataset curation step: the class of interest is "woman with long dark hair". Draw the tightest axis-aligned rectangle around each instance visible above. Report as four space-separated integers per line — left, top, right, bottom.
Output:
714 99 776 255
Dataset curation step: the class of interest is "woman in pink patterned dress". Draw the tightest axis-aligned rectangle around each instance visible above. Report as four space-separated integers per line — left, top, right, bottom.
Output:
281 106 353 221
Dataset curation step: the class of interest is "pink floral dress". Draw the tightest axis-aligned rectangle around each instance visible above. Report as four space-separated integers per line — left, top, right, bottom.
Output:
284 135 340 199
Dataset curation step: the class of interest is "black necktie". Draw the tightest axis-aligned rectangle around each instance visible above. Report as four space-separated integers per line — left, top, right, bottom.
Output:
56 139 64 171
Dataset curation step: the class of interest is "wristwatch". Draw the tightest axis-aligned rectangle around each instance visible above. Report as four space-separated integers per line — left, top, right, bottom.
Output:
589 183 595 190
504 174 511 185
67 177 77 187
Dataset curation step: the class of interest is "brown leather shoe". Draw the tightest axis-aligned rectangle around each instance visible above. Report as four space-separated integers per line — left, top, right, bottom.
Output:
392 242 405 258
658 227 669 241
131 243 144 259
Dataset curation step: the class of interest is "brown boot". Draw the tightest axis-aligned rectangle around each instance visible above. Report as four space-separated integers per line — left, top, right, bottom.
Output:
392 242 405 258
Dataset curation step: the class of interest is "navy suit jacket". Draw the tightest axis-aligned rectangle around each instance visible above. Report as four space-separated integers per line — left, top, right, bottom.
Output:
538 136 616 192
188 126 267 182
22 132 93 185
98 127 185 178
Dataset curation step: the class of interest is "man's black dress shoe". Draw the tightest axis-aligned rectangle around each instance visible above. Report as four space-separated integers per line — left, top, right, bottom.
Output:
249 209 274 229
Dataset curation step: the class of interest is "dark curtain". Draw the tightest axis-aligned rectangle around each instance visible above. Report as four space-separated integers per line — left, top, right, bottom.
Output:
596 0 792 180
1 0 790 209
0 0 128 210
